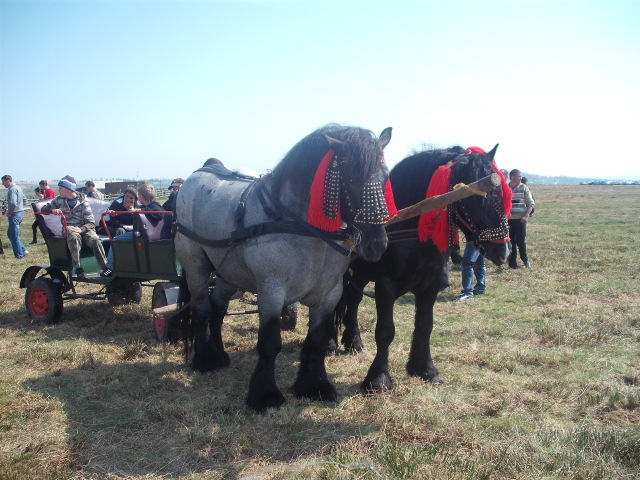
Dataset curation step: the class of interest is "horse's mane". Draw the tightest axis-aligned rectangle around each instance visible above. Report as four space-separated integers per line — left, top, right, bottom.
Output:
390 146 465 209
269 124 384 199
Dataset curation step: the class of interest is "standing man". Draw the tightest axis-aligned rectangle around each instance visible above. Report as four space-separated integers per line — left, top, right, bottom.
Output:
508 169 535 268
456 236 486 301
162 177 183 212
455 146 490 301
30 187 45 244
41 175 109 278
85 181 105 200
1 174 28 259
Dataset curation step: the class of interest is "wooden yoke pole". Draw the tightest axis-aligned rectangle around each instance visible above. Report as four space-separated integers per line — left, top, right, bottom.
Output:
384 173 501 226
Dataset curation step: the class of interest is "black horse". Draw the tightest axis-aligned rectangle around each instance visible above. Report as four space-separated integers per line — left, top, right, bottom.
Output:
332 145 512 392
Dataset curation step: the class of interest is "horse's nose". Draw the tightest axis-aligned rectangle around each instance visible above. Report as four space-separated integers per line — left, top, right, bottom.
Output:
359 234 388 262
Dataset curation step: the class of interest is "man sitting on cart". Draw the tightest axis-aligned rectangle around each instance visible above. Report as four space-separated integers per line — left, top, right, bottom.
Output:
101 182 163 277
41 175 109 278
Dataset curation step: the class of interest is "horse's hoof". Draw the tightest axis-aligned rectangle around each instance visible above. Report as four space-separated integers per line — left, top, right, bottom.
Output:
326 339 339 356
209 352 231 371
344 344 364 355
246 389 286 413
361 373 393 393
342 335 364 354
407 365 442 384
293 378 337 402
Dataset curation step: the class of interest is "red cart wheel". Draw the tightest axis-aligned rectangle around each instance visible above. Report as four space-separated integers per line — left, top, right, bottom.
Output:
25 278 63 324
152 282 181 342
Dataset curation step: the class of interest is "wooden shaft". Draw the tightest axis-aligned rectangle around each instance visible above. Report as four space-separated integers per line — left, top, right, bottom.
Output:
384 173 501 226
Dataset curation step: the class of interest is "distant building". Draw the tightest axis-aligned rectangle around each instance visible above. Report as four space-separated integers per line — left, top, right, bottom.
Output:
104 181 145 196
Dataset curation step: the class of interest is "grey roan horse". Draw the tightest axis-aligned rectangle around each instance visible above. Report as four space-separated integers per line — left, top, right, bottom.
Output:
175 124 393 412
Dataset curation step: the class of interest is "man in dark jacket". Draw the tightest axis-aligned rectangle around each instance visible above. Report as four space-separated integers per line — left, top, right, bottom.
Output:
162 177 183 213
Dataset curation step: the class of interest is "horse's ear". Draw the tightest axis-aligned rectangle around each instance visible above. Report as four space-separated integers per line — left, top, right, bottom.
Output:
379 127 392 150
486 143 499 161
322 134 346 154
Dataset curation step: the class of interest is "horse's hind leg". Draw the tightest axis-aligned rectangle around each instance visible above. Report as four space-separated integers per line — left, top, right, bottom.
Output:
206 277 237 368
293 303 337 403
406 287 442 384
246 293 286 412
185 257 230 373
341 276 367 353
361 281 396 392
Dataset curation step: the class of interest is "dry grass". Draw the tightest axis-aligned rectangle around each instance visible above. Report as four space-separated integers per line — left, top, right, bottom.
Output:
1 185 639 479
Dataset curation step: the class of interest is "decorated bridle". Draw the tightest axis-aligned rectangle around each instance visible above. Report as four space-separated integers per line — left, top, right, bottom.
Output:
417 146 512 252
307 149 397 232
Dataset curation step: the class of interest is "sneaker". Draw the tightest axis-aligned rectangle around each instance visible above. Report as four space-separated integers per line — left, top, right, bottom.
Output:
456 293 474 302
524 260 532 268
100 268 113 278
75 267 86 279
23 250 29 256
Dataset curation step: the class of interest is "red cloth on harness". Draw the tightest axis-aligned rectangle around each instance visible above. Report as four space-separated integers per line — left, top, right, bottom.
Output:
308 150 343 231
418 163 455 252
309 150 399 231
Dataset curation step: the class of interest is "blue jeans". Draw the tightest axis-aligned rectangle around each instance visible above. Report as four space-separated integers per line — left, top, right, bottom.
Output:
106 231 134 269
8 211 27 258
461 241 486 295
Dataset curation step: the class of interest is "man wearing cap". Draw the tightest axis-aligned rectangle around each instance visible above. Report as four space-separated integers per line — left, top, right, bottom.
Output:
41 175 109 278
162 178 183 213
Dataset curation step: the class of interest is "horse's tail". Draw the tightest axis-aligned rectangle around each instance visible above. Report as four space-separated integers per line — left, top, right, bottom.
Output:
178 274 194 364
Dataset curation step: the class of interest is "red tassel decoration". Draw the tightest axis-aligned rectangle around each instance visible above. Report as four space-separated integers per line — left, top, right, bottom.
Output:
418 164 453 251
384 179 398 219
492 162 513 217
308 149 343 231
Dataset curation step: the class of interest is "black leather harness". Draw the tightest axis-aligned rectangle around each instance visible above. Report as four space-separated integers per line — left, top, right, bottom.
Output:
174 167 356 256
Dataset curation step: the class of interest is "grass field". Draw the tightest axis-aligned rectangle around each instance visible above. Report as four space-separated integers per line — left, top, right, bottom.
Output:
0 185 638 479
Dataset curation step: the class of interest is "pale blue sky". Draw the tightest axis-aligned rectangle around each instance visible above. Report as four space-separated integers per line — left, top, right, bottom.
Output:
2 0 639 182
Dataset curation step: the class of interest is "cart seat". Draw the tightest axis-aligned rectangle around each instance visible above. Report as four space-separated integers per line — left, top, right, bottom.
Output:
110 211 177 277
138 211 173 243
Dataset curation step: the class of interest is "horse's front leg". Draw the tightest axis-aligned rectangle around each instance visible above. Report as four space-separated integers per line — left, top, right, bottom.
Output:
361 279 396 392
293 302 338 403
406 287 442 384
246 295 286 412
